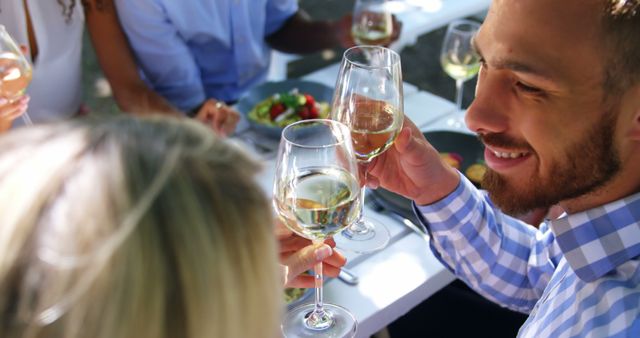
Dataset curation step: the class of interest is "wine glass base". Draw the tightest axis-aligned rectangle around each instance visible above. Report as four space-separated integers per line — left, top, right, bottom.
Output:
335 218 390 254
282 303 357 338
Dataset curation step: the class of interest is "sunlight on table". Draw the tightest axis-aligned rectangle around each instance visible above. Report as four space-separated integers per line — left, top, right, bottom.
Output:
358 251 428 307
405 0 443 12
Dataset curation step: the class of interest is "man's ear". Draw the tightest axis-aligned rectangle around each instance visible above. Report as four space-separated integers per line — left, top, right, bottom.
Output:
624 84 640 141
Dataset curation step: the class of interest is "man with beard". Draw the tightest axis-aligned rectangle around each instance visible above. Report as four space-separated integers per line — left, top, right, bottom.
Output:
368 0 640 336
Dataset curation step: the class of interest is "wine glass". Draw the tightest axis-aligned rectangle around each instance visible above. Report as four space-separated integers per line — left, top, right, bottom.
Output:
440 19 481 127
331 45 403 253
0 25 33 126
351 0 393 46
274 119 360 338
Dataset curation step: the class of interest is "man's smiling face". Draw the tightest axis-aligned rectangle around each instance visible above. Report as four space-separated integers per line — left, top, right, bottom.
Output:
465 0 624 214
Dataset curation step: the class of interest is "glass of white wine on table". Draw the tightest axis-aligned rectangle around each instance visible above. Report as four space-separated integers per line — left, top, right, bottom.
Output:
331 45 404 253
274 119 361 338
351 0 393 46
440 19 481 129
0 25 33 129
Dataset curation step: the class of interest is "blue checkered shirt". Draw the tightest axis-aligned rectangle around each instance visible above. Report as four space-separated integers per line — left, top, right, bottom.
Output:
415 174 640 337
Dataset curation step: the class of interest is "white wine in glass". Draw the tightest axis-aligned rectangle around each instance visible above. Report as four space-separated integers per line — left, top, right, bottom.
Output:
274 119 360 338
351 0 393 46
0 25 33 127
276 166 361 240
349 100 402 161
331 45 404 254
440 19 481 113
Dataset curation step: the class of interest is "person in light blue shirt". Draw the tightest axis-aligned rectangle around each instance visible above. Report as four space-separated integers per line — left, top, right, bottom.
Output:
114 0 358 114
366 0 640 337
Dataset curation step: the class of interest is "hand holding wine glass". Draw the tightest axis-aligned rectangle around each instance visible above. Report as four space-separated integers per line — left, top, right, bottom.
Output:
351 0 394 46
274 119 360 338
331 45 404 253
440 19 481 112
0 25 33 131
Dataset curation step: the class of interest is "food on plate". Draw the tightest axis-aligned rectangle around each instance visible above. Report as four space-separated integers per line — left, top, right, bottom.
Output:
248 89 330 128
284 287 308 304
439 152 487 184
440 152 463 169
465 163 487 184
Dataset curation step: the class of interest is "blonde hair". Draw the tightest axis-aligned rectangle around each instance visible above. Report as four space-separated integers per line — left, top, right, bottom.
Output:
0 116 282 338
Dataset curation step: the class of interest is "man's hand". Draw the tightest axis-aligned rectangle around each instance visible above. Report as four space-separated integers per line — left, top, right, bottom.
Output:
277 220 347 288
367 118 460 206
389 14 402 46
334 14 355 48
194 99 240 137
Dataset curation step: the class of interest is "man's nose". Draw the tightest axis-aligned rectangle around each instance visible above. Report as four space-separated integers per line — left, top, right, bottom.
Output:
465 69 510 135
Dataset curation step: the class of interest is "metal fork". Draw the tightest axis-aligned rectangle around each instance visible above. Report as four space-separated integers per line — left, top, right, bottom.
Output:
232 128 278 158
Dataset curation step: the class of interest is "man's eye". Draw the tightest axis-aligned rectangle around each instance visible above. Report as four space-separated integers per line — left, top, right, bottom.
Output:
515 81 543 94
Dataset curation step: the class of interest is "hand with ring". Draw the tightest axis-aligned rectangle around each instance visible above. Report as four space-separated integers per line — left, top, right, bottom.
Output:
193 99 240 136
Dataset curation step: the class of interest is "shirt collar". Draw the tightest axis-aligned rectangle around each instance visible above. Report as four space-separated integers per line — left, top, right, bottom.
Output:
549 191 640 282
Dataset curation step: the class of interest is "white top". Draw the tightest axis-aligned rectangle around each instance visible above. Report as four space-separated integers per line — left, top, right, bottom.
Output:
0 0 84 125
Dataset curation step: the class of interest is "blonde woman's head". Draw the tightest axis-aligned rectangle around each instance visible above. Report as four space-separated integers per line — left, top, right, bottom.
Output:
0 116 282 338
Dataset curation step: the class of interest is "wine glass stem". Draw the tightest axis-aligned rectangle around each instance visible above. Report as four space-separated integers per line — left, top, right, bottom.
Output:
313 254 324 312
305 239 331 329
455 79 464 110
21 111 33 126
303 246 335 331
347 162 370 234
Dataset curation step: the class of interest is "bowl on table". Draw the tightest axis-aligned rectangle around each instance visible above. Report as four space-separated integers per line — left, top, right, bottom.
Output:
369 130 486 223
236 79 334 139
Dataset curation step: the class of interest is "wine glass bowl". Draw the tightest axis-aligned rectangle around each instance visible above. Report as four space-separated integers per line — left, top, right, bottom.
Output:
0 53 32 101
274 119 359 338
440 19 481 112
331 45 403 253
349 98 402 161
351 0 393 46
274 120 362 241
0 25 33 125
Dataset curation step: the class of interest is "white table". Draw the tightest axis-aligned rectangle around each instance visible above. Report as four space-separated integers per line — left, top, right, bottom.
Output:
232 63 462 338
301 64 457 129
302 64 460 337
389 0 490 51
268 0 490 81
250 129 455 338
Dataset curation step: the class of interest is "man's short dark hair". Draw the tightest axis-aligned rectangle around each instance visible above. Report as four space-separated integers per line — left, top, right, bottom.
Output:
602 0 640 95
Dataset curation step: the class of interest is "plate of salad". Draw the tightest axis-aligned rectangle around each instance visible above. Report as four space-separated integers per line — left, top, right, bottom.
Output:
236 79 333 139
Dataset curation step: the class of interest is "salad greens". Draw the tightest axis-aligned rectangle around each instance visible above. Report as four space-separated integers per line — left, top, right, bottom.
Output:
247 88 329 128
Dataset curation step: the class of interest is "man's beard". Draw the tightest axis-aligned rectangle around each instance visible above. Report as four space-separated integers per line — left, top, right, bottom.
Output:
480 112 621 215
